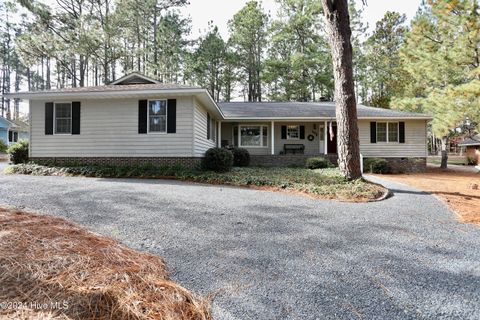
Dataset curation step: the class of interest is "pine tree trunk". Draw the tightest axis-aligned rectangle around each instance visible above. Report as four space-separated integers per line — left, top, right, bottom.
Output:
440 136 448 169
322 0 362 180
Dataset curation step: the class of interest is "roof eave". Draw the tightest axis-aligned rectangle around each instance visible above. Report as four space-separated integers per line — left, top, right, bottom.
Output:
3 88 208 99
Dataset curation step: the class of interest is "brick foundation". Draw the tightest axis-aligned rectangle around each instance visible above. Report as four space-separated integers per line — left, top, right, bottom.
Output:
250 154 426 173
364 157 427 173
29 155 427 173
29 157 202 169
250 154 338 167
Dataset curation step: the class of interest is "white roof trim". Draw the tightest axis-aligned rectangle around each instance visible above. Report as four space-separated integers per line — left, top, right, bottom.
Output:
4 88 206 99
110 72 160 85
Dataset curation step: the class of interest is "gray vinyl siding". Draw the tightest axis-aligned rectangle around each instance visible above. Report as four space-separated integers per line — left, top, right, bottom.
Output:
30 97 195 157
358 119 427 157
193 101 216 156
221 120 427 158
274 122 324 155
221 122 325 155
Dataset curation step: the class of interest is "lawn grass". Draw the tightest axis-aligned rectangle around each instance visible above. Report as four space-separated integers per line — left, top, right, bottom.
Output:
5 163 386 202
0 206 211 319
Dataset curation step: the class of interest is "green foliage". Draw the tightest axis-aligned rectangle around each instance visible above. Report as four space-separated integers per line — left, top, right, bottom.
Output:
363 158 390 174
264 0 332 101
394 0 480 138
230 147 250 167
187 24 228 102
305 157 332 169
0 140 7 153
7 164 384 201
228 0 268 102
202 148 233 172
363 11 408 107
7 140 29 164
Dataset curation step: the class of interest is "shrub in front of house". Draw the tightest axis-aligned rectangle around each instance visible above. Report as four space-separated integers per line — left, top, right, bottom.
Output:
7 140 29 164
363 157 390 174
305 157 332 169
231 147 250 167
0 140 7 153
202 147 233 172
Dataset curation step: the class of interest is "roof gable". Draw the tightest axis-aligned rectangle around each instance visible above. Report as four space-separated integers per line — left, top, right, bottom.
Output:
110 72 160 85
0 116 17 128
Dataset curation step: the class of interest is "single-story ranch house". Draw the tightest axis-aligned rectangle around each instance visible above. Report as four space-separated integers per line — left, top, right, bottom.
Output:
6 72 432 172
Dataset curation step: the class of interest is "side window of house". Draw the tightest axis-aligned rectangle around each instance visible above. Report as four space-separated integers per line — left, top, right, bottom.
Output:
55 103 72 134
376 122 387 142
148 100 167 133
371 121 404 144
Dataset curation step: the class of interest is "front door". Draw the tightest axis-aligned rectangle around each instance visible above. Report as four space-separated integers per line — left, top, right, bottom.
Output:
327 124 337 154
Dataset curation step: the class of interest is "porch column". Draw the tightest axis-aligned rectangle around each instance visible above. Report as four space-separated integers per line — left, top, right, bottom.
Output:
217 121 222 147
324 120 328 155
271 121 275 155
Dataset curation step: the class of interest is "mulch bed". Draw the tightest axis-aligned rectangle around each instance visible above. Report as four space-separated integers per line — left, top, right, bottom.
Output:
0 206 211 319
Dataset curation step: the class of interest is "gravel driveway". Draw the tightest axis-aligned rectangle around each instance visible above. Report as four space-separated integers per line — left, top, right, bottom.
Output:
0 171 479 319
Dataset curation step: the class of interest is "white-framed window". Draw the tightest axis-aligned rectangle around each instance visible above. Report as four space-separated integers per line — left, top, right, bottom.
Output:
207 113 216 141
239 125 268 147
287 125 300 140
54 102 72 134
388 122 399 142
377 122 399 143
148 99 167 133
8 131 18 143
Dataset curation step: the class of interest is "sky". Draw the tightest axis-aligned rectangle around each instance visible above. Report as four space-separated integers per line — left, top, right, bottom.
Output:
180 0 422 40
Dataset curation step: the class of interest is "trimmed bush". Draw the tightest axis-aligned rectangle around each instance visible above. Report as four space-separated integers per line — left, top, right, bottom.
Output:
231 147 250 167
0 140 7 153
202 147 233 172
363 157 390 174
7 140 29 164
306 157 332 169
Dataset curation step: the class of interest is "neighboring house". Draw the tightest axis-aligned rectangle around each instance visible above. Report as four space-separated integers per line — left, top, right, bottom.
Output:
458 134 480 165
0 116 29 147
5 72 431 172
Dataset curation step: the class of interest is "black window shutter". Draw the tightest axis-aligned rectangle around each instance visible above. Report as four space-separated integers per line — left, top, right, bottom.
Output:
8 131 12 142
207 113 211 139
281 125 287 139
45 102 54 135
167 99 176 133
138 100 148 134
13 132 18 142
370 122 377 143
299 125 305 139
72 101 81 134
399 122 405 143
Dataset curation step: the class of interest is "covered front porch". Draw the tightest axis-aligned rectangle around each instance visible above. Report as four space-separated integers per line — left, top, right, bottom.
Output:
217 120 338 156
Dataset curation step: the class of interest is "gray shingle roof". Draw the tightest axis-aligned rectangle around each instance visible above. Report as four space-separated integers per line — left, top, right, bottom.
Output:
458 135 480 146
5 83 201 97
218 101 431 119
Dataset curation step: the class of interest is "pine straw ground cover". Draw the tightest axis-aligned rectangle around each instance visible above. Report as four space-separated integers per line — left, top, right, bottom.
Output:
6 163 386 202
0 206 211 320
